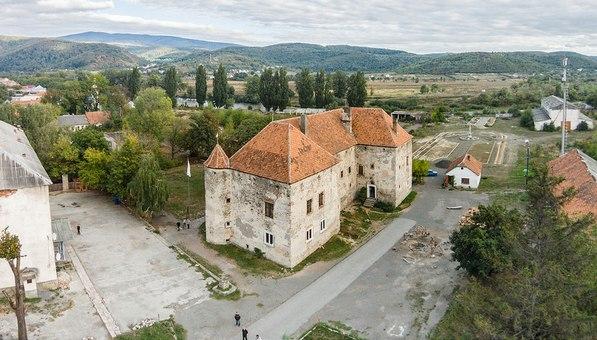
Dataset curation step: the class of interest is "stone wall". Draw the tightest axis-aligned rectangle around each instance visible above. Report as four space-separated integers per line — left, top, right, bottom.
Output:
204 168 233 244
0 186 56 289
334 148 358 209
288 167 340 267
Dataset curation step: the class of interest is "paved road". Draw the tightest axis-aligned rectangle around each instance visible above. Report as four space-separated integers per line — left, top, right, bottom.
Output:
247 218 416 339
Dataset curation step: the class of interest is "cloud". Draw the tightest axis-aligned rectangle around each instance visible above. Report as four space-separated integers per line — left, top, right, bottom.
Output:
37 0 114 11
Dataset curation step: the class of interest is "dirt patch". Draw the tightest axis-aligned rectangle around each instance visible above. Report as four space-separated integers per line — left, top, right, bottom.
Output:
397 226 448 264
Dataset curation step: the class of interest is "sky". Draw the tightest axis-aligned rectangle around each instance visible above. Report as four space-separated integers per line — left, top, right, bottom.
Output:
1 0 596 55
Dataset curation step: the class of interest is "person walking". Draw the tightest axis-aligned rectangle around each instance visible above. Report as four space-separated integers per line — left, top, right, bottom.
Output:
76 225 81 235
242 328 248 340
234 312 241 326
176 221 181 231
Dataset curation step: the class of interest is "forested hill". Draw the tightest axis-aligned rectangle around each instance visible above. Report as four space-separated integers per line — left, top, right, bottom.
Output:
0 38 141 72
398 51 597 74
177 44 597 73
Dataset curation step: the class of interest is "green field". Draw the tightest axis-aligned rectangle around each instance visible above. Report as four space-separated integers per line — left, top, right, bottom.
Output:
164 164 205 218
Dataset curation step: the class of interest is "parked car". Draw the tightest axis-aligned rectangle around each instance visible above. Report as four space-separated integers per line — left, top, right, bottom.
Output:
427 169 438 177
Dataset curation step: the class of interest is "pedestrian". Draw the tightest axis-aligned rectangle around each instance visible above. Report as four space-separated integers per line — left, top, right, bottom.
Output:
234 312 241 326
242 328 248 340
76 225 81 235
176 221 181 231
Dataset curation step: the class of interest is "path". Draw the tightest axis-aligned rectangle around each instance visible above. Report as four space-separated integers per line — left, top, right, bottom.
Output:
247 218 416 339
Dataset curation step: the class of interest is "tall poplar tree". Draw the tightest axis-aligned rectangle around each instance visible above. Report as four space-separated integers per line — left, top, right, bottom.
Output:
314 70 326 108
275 68 291 111
195 65 207 105
259 68 275 111
127 67 141 99
163 66 178 108
212 64 228 108
295 69 314 108
347 71 367 107
332 71 348 98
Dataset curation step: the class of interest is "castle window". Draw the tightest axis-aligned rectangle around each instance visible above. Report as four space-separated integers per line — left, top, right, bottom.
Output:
265 232 274 246
264 201 274 218
225 221 231 227
358 165 364 176
226 197 231 203
319 192 324 207
348 166 351 174
370 163 375 169
306 228 313 242
307 199 313 214
320 219 326 232
340 170 344 178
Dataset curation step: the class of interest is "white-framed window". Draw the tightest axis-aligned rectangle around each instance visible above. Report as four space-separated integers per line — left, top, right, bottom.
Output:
265 232 274 246
320 219 326 232
306 228 313 242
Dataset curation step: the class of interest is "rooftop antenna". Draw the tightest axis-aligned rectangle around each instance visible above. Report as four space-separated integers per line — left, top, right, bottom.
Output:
560 57 568 155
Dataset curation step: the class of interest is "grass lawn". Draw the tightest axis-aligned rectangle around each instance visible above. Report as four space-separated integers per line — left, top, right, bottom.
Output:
468 141 494 164
164 164 205 218
300 321 364 340
115 318 186 340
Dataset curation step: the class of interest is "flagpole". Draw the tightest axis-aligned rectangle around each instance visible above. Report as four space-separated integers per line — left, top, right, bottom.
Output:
186 155 191 219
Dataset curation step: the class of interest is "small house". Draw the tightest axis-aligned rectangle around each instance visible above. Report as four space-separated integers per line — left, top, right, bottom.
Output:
58 114 89 131
445 153 483 189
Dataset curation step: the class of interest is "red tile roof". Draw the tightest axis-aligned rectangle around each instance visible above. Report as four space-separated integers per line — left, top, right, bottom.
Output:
204 144 229 169
351 107 412 147
446 153 483 176
229 122 338 183
85 111 110 125
548 149 597 218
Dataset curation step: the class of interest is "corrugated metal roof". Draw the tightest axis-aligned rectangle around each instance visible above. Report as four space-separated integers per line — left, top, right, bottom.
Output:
532 107 550 122
0 120 52 189
58 114 89 127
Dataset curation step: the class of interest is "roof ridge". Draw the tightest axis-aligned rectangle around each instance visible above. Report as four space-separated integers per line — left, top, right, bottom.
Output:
229 121 275 161
287 123 292 183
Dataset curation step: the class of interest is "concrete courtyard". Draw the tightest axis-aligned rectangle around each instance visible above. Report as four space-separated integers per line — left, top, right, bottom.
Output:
49 192 211 337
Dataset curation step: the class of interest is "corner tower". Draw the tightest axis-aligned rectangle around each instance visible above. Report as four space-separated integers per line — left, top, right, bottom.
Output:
204 144 232 244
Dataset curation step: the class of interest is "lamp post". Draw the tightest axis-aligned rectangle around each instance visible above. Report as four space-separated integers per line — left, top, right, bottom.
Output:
525 139 530 186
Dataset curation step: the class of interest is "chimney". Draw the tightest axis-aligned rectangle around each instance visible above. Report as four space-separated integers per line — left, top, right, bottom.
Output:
342 107 352 134
300 112 308 134
391 112 399 132
466 154 471 161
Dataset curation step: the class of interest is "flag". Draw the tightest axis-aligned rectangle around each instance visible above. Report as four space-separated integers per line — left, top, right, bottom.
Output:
186 158 191 178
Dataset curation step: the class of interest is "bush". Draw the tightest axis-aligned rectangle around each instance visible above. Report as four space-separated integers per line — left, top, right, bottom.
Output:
356 187 367 204
542 122 557 132
519 110 534 130
254 247 264 258
412 159 430 184
373 200 395 212
576 121 589 131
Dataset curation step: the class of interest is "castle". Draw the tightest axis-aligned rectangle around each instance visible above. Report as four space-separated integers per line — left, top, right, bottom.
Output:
204 107 412 268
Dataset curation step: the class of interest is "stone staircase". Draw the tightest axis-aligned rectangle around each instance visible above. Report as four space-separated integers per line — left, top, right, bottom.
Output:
363 197 377 208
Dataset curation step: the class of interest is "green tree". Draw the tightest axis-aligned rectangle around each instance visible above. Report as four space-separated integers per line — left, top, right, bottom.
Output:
127 67 141 99
244 75 261 104
106 134 142 198
323 74 334 108
185 111 218 159
78 148 111 190
412 159 430 184
46 134 80 180
15 104 62 164
332 71 348 99
420 84 429 94
212 64 228 108
127 154 169 217
71 127 110 155
295 69 314 108
314 70 326 108
274 68 291 111
127 88 175 143
346 72 367 107
0 228 27 340
259 68 275 111
0 84 8 102
195 65 207 105
0 103 16 124
431 106 447 123
519 110 535 130
167 117 189 159
163 67 178 108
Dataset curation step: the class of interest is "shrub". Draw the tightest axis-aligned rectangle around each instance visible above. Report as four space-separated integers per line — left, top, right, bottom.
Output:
542 122 557 132
356 187 367 204
254 247 264 258
373 200 395 212
412 159 430 184
519 110 534 130
576 121 589 131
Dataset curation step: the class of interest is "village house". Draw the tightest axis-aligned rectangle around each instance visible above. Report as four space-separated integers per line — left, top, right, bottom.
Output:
204 107 412 268
548 149 597 218
85 110 111 126
58 114 89 131
532 95 594 131
0 121 56 297
445 153 483 189
10 85 47 106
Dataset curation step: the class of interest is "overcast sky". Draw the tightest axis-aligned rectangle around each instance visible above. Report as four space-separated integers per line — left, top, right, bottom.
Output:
1 0 596 54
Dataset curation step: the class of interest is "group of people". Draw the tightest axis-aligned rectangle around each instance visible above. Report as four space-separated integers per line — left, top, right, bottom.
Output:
176 218 192 231
235 312 261 340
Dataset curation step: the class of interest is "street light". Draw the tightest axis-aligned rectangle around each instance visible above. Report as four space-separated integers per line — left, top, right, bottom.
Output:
524 139 530 186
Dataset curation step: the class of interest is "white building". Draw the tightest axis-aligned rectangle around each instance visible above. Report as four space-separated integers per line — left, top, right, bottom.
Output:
532 95 594 131
0 121 56 296
445 153 483 189
204 107 412 268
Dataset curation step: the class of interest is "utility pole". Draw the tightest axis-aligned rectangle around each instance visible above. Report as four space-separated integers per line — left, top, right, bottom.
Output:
560 57 568 155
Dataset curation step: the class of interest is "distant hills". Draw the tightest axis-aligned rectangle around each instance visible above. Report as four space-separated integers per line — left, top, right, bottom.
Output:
0 37 140 72
0 32 595 74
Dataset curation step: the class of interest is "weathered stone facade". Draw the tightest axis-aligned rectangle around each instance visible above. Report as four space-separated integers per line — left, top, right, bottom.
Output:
204 107 412 268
